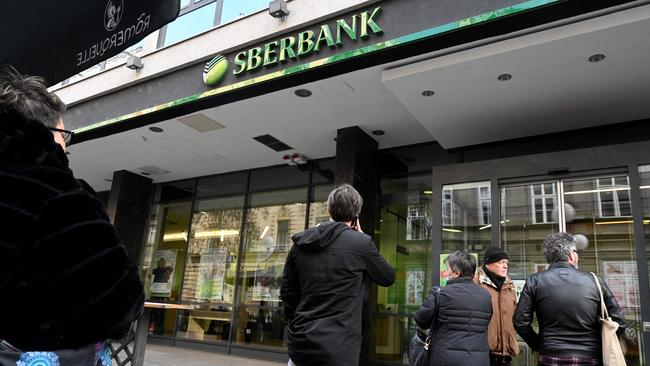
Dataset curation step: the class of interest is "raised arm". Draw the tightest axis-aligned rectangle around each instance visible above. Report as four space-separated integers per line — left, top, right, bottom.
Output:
363 237 395 287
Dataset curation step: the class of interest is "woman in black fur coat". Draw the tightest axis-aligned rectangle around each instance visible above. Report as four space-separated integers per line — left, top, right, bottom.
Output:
0 69 144 365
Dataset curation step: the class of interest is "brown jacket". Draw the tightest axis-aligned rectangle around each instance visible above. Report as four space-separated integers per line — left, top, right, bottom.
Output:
473 267 520 357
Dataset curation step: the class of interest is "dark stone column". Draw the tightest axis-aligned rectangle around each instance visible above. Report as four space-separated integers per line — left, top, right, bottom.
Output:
334 126 380 366
106 170 153 267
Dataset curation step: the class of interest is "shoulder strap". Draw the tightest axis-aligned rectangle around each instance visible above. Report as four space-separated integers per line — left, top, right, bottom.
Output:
590 272 609 320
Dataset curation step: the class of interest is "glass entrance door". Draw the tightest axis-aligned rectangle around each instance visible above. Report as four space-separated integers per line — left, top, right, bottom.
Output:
500 174 643 366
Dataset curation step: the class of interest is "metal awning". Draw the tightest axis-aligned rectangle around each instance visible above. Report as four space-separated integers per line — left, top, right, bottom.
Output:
0 0 179 86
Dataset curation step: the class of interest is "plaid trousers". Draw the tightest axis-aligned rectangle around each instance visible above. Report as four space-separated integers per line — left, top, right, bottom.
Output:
538 354 601 366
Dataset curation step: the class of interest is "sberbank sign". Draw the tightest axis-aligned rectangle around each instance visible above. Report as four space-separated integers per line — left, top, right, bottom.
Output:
203 6 383 87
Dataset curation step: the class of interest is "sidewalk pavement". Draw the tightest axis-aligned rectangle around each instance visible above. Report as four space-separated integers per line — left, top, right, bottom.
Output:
143 343 287 366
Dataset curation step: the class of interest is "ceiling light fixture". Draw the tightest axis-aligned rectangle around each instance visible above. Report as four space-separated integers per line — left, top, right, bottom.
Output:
497 73 512 81
149 126 164 133
422 90 435 97
294 89 312 97
372 130 385 136
588 54 606 63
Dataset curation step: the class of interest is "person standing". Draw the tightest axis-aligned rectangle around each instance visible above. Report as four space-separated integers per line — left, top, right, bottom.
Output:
474 247 520 366
415 250 493 366
514 232 626 366
280 184 395 366
0 68 144 364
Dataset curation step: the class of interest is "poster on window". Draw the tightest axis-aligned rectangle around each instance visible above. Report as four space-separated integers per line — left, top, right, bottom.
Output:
406 270 425 305
601 260 639 312
440 252 478 286
150 249 177 297
196 247 228 301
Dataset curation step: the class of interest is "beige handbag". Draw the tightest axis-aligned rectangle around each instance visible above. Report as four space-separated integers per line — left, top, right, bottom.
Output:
591 272 627 366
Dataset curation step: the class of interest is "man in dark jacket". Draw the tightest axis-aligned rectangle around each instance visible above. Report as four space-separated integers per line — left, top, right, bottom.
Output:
514 232 626 366
415 250 492 366
0 68 144 356
280 184 395 366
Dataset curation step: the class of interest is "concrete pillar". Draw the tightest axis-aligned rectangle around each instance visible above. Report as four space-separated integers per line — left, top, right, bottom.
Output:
334 126 380 366
106 170 153 267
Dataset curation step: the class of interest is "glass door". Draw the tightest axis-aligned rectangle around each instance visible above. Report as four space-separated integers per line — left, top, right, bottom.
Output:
563 175 642 365
499 174 643 366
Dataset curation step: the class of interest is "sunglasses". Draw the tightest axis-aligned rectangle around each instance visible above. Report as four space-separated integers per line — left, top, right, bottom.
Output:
48 127 74 146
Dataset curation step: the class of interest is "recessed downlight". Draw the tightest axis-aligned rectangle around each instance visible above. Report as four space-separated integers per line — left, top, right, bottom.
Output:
372 130 385 136
149 126 164 133
294 89 312 98
422 90 435 97
497 73 512 81
588 54 606 63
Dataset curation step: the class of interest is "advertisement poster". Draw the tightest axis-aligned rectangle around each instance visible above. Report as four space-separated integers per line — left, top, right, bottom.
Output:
150 249 177 297
196 247 228 301
602 260 638 312
439 252 478 286
406 270 425 305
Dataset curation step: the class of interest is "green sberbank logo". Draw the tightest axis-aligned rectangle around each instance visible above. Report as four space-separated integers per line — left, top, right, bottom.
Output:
203 55 229 87
202 6 383 87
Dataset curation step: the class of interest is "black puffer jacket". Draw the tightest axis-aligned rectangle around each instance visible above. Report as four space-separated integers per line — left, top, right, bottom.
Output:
280 221 395 366
513 263 626 358
415 278 492 366
0 113 144 351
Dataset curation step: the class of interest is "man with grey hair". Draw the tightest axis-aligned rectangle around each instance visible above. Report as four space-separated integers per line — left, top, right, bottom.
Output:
514 232 626 366
281 183 395 366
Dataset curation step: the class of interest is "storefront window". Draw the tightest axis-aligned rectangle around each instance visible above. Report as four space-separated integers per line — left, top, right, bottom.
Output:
161 2 218 47
308 184 333 227
221 0 269 24
374 174 432 363
142 202 192 336
233 188 308 347
441 181 492 265
176 195 244 342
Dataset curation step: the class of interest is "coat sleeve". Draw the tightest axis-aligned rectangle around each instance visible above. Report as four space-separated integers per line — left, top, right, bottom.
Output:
363 237 396 287
600 276 627 336
280 246 300 321
414 287 439 329
513 278 540 351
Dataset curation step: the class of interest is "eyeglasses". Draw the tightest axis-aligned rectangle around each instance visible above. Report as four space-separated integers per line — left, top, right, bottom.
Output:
572 249 583 255
48 127 74 146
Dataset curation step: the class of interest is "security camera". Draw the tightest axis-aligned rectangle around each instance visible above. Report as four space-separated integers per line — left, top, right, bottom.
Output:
269 0 289 19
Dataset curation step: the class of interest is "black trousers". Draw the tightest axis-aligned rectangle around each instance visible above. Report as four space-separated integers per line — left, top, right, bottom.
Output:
490 354 512 366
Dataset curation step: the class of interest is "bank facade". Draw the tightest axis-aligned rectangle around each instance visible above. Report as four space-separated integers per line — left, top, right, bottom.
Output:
56 0 650 364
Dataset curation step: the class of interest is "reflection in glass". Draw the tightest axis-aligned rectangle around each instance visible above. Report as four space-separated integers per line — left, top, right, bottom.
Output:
175 196 244 342
143 202 191 302
501 183 558 281
374 175 431 363
564 176 641 366
163 3 217 47
238 189 307 303
308 185 333 228
441 181 492 256
176 305 233 342
234 307 287 347
221 0 269 24
372 315 415 364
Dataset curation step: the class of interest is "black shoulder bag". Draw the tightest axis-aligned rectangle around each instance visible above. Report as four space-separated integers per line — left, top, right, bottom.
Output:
409 287 441 366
